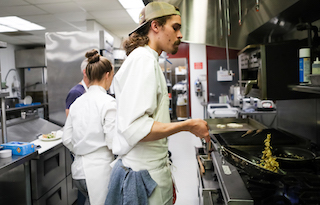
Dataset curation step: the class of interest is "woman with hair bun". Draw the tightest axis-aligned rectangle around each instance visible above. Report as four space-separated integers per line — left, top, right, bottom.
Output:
62 49 115 205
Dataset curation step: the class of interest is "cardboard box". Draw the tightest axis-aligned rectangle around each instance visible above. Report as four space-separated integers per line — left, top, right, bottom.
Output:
1 141 35 155
176 105 187 118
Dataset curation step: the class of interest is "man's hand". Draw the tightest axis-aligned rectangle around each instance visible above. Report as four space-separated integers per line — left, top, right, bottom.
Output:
186 119 210 142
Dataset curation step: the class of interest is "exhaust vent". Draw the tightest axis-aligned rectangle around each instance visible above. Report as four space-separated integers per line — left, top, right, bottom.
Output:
2 31 32 36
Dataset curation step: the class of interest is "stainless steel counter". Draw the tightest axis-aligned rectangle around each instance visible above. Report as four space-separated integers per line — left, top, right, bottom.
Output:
3 116 61 143
0 150 38 176
0 116 64 205
0 116 62 173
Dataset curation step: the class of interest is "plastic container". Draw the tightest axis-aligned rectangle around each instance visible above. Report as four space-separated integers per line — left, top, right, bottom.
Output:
312 57 320 74
309 74 320 86
1 141 35 155
0 149 12 158
299 48 311 83
15 102 41 107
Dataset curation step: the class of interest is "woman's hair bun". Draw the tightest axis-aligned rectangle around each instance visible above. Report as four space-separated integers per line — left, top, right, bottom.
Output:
85 49 100 64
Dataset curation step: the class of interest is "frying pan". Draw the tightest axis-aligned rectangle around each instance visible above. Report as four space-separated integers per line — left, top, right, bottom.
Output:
274 147 316 161
272 146 320 168
220 145 286 180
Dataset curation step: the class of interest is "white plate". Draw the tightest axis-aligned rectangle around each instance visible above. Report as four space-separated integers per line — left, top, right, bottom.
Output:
24 95 32 105
38 132 61 141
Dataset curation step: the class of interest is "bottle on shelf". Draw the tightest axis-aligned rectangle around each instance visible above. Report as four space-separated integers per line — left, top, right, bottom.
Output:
312 57 320 74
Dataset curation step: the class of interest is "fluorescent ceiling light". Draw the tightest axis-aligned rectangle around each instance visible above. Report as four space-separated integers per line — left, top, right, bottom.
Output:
126 8 143 24
118 0 144 24
0 24 17 32
0 16 45 33
119 0 144 9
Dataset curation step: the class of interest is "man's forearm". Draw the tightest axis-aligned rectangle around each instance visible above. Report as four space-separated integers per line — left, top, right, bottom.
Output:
141 121 189 142
140 119 210 142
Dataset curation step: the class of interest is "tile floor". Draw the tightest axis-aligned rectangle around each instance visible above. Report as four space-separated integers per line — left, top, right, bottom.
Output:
168 132 203 205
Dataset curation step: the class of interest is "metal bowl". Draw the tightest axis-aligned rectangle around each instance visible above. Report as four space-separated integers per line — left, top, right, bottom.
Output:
199 155 213 170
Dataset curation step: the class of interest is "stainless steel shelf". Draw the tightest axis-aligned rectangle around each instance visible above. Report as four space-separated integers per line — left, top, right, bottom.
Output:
239 110 277 116
289 85 320 94
0 92 9 98
5 103 47 113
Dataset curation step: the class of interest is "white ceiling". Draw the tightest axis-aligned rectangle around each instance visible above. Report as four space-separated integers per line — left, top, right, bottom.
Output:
0 0 140 47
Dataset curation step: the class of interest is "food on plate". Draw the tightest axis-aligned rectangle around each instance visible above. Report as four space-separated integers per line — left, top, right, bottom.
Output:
258 133 279 173
42 133 56 139
227 123 243 128
216 124 226 129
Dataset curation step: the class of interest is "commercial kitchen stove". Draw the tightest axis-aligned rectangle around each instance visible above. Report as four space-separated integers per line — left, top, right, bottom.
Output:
209 129 320 205
210 135 254 205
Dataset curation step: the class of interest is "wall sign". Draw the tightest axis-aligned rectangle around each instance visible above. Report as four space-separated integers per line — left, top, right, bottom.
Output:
194 62 203 69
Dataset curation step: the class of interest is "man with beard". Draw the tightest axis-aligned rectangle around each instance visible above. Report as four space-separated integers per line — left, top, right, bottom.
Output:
108 2 210 205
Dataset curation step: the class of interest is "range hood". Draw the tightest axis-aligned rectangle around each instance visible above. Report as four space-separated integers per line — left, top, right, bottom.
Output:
145 0 320 50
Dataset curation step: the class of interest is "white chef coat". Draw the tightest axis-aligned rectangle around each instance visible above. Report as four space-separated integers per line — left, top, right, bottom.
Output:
113 45 173 204
63 85 116 205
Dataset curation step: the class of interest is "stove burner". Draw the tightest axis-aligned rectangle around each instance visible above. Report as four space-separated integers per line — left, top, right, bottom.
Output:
261 195 292 205
299 191 320 205
239 169 320 205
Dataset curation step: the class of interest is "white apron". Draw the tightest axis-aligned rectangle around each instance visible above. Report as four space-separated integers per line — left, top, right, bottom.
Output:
82 147 113 205
122 63 173 205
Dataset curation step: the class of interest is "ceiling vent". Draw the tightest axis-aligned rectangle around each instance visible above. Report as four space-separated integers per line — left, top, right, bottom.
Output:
2 31 33 36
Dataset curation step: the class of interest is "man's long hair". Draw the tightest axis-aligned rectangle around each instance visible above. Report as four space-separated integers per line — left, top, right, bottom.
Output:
123 15 171 56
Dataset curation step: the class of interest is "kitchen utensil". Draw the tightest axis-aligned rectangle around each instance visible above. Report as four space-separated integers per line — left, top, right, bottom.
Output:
220 145 286 180
241 130 254 137
197 155 205 176
199 155 213 170
251 129 263 137
244 80 257 96
207 140 212 159
272 146 320 169
274 146 316 161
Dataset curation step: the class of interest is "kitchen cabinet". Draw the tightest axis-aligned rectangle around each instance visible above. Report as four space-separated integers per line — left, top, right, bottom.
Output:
31 144 66 202
238 42 302 100
33 178 68 205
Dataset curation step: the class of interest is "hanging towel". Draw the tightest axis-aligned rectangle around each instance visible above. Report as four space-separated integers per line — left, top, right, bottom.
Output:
105 159 157 205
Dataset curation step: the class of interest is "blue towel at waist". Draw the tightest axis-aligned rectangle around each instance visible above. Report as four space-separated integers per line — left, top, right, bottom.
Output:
105 159 157 205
